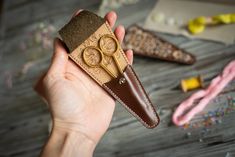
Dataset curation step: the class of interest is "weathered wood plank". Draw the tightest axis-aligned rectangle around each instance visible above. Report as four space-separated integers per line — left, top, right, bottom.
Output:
3 0 101 38
1 0 235 157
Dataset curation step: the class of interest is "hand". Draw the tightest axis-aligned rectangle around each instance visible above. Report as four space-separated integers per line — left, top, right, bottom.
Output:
35 10 133 151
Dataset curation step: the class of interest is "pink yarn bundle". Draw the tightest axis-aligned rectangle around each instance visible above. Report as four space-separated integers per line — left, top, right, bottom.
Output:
173 60 235 126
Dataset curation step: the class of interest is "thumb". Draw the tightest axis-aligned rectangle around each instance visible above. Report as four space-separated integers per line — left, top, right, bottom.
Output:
48 38 68 76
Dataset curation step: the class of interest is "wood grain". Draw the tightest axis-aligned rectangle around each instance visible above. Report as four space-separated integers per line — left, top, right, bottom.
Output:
1 0 235 157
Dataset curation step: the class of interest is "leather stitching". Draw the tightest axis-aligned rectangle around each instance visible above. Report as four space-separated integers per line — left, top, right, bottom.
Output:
128 66 158 118
128 67 159 125
106 22 158 127
68 23 158 128
103 84 155 128
69 54 103 85
69 22 128 86
128 67 151 106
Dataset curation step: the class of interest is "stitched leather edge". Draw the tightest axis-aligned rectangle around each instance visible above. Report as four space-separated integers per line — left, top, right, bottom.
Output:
103 65 159 128
103 84 156 128
128 66 160 125
67 22 159 128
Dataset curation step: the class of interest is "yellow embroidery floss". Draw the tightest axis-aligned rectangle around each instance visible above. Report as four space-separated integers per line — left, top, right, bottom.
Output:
188 13 235 34
181 75 204 92
188 16 211 34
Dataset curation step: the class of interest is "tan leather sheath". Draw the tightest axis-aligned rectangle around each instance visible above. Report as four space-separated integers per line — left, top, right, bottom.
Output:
59 10 159 128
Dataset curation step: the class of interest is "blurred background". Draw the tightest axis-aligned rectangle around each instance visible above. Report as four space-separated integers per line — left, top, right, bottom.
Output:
0 0 235 157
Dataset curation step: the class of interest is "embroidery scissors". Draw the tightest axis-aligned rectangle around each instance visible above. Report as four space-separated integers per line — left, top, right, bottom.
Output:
83 34 123 78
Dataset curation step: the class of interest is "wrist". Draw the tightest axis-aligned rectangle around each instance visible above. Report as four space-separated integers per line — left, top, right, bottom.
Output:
41 121 97 157
52 118 99 144
56 127 96 157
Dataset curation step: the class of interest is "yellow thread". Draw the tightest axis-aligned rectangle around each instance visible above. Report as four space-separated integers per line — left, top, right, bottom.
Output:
188 13 235 34
188 20 205 34
181 75 204 92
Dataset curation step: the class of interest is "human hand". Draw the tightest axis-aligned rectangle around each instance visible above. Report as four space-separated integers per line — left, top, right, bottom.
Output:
35 10 133 150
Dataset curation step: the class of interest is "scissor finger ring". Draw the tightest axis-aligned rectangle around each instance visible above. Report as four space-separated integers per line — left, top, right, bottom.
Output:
83 46 116 78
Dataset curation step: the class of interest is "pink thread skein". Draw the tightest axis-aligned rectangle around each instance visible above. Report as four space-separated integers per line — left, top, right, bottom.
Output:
172 60 235 126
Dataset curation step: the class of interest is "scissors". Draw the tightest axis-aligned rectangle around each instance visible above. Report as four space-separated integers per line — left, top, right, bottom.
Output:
82 34 123 78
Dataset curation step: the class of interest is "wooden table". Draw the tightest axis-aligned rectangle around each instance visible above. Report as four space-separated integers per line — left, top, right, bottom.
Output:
1 0 235 156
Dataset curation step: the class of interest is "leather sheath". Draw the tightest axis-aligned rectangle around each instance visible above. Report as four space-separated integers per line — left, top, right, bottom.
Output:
103 65 159 128
59 10 159 128
123 25 196 65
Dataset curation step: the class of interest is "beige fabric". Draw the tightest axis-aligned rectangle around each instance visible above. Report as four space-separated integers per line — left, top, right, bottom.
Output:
69 22 129 85
144 0 235 44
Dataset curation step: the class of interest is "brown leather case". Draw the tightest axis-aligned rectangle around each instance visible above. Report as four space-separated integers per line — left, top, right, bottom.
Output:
59 10 159 128
123 25 196 65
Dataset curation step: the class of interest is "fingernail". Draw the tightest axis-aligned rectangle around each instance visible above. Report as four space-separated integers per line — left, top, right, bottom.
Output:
129 49 133 54
119 25 125 31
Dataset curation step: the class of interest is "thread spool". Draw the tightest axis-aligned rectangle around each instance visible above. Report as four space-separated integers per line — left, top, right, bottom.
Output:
181 75 204 92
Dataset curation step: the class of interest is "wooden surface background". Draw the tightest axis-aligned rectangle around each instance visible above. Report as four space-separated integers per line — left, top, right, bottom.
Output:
1 0 235 157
